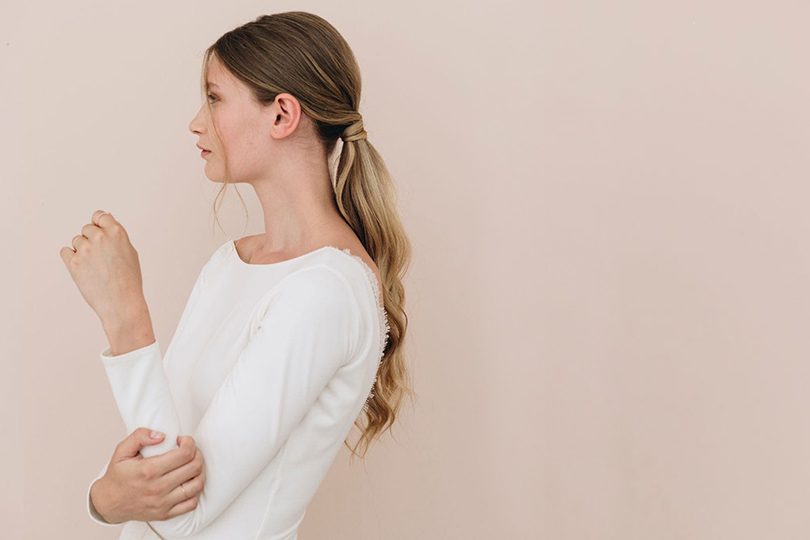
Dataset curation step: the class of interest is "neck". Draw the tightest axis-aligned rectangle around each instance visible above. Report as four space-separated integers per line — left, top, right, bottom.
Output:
250 166 348 254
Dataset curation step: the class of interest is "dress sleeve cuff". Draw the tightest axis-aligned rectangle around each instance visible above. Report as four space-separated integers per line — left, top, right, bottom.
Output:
100 338 161 363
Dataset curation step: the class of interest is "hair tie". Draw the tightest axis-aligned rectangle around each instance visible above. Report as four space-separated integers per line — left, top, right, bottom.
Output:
341 118 367 143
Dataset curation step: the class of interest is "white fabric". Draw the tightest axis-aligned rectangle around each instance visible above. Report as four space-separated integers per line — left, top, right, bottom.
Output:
86 239 388 539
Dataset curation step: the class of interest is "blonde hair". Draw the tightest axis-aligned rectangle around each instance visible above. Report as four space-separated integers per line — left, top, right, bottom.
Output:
198 11 413 459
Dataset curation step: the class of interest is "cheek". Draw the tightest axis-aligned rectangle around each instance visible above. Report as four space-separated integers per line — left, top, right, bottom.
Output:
209 110 231 149
214 116 246 154
212 109 262 167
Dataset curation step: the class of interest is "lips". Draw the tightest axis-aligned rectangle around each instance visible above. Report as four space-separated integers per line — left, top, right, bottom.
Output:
196 144 211 151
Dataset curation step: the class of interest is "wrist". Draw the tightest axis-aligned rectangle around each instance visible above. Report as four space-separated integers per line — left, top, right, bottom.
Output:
102 306 156 356
90 476 119 524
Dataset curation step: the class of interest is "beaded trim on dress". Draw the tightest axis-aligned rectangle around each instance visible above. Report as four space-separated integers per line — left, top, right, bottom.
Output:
331 247 390 413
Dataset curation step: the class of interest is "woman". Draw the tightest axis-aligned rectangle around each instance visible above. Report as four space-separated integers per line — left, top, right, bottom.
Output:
65 11 411 539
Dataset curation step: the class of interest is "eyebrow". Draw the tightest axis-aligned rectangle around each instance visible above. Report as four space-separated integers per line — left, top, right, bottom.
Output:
206 81 220 89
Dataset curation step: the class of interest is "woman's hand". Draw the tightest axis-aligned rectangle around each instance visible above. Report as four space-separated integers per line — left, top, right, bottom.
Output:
59 210 147 328
91 428 206 524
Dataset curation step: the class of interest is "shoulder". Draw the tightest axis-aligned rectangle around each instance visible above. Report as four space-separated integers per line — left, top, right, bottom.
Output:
277 263 357 300
265 264 362 325
258 264 363 356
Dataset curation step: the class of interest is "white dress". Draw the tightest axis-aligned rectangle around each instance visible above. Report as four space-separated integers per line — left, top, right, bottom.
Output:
86 239 389 539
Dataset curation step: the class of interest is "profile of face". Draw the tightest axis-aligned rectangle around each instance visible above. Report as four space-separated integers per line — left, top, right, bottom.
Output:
187 54 304 184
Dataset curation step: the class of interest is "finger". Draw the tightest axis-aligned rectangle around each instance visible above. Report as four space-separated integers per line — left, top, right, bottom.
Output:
113 427 166 459
144 435 196 476
91 210 129 242
168 470 205 502
160 446 203 489
159 472 203 517
163 492 199 520
183 472 205 498
59 245 76 264
92 210 117 229
71 234 87 252
81 222 105 240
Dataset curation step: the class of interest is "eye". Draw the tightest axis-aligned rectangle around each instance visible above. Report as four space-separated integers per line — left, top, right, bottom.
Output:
207 93 218 103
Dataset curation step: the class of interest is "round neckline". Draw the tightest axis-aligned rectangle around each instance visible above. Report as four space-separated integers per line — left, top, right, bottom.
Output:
228 238 386 310
230 239 336 268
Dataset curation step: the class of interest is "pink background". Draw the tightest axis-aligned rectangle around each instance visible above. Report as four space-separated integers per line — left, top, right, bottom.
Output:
3 1 810 538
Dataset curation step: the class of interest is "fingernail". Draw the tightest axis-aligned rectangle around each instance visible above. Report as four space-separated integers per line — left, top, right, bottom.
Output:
150 430 164 439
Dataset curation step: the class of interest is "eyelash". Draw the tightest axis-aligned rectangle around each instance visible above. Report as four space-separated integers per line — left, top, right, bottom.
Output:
207 94 218 103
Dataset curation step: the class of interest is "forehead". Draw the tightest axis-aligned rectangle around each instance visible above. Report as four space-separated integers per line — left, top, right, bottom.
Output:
205 57 229 90
205 74 223 91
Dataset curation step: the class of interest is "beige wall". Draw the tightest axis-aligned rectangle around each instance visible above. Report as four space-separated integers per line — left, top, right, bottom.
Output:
3 0 810 538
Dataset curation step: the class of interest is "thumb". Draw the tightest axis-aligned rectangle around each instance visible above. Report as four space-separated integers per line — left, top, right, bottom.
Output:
114 427 165 458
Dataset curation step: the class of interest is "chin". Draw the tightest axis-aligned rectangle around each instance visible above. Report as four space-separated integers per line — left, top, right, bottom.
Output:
203 171 226 183
205 173 244 184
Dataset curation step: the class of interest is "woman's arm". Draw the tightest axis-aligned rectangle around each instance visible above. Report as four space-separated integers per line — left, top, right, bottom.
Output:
86 243 210 528
96 265 361 537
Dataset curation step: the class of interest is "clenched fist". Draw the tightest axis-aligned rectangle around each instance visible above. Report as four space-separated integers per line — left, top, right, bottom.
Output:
59 210 147 327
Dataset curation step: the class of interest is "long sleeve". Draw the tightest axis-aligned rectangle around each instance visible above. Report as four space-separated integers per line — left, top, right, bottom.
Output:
96 265 361 538
86 262 211 528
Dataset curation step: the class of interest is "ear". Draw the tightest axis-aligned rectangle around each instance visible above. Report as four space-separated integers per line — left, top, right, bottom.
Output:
269 93 302 139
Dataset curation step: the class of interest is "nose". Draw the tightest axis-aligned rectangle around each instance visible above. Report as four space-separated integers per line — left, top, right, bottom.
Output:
188 106 205 135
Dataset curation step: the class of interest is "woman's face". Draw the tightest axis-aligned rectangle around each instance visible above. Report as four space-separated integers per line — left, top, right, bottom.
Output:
187 55 277 184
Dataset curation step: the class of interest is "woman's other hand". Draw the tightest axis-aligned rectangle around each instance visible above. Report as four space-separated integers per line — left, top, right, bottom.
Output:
91 428 206 524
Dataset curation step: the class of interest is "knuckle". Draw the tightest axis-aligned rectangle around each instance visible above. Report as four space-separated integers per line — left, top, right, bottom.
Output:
192 476 204 492
146 497 159 511
140 463 155 480
146 499 163 519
